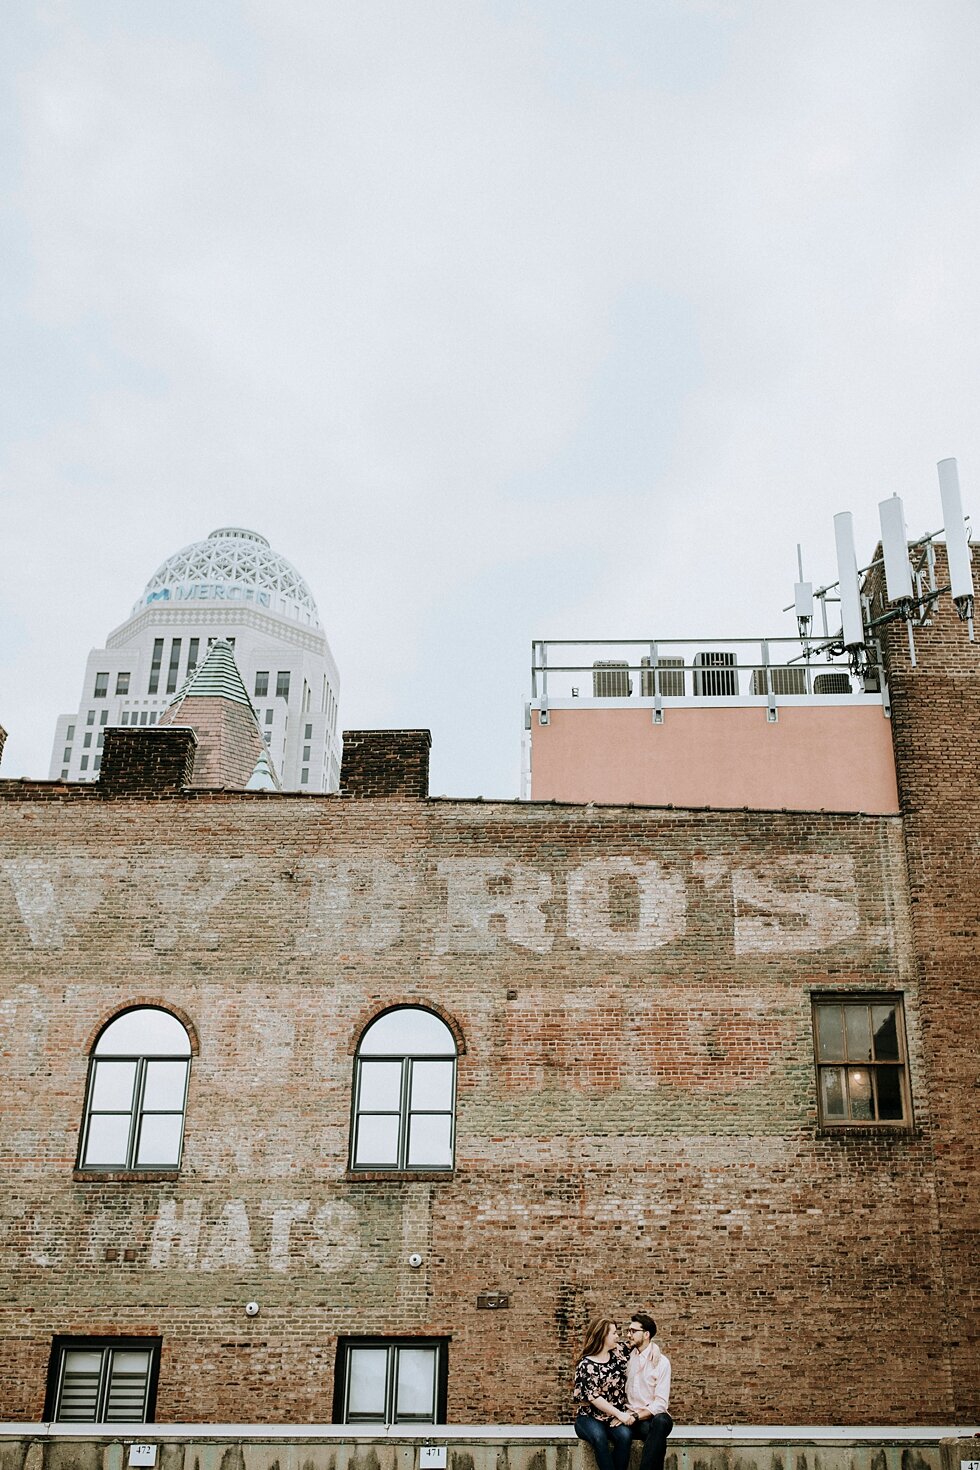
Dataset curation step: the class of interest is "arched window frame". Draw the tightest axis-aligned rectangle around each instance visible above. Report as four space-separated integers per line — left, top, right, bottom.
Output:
350 1007 458 1173
77 1006 192 1173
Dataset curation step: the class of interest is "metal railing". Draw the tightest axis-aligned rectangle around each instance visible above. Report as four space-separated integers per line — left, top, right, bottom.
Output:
530 637 886 717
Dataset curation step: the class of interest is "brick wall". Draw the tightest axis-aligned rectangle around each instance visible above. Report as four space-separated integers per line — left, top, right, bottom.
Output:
341 730 431 798
100 726 198 794
0 778 962 1425
872 544 980 1417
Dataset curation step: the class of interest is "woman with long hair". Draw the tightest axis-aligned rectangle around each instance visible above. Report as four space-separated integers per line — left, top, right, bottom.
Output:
573 1318 635 1470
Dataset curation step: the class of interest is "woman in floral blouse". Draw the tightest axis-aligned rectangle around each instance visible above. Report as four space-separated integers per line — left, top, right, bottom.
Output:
573 1318 636 1470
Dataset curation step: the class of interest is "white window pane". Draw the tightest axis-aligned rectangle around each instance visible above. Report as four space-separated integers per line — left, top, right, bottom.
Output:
395 1348 436 1418
360 1008 455 1057
355 1114 400 1166
347 1348 388 1417
64 1350 102 1375
142 1060 188 1109
407 1113 452 1167
135 1113 183 1166
84 1113 132 1166
359 1060 403 1111
105 1351 151 1420
91 1060 138 1110
112 1350 152 1375
96 1009 190 1056
410 1061 454 1110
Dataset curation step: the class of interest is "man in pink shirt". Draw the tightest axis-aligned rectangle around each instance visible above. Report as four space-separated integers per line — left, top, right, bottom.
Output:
624 1313 673 1470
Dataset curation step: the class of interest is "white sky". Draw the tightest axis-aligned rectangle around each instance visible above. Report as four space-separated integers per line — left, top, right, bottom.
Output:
2 0 979 797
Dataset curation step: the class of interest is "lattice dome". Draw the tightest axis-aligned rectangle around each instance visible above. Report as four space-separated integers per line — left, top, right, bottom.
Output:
136 527 321 627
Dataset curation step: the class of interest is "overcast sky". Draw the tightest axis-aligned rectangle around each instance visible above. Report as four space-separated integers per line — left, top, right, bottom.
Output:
3 1 979 797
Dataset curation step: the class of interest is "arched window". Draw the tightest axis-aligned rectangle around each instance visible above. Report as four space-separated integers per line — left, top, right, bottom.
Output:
351 1008 457 1171
79 1008 191 1171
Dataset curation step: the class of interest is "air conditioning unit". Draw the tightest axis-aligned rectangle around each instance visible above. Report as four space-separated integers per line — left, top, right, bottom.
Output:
750 666 808 695
693 651 738 696
592 661 632 698
813 672 853 694
640 656 685 697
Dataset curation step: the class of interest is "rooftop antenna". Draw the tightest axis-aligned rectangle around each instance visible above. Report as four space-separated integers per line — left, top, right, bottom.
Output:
833 511 866 663
878 493 917 666
938 458 975 640
794 544 813 646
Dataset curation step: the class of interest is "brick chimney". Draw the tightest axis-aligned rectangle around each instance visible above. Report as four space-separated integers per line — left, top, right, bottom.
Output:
100 726 198 795
340 730 431 798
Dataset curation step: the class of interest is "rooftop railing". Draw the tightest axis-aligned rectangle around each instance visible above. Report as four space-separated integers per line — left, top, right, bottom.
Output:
529 637 887 720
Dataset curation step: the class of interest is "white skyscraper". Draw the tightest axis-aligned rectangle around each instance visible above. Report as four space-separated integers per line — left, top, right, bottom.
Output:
50 527 342 791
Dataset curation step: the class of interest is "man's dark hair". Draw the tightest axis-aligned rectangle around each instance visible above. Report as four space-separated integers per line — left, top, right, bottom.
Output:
630 1312 657 1339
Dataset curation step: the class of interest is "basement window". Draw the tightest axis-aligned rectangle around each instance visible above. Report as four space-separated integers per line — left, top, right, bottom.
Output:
812 995 911 1127
335 1338 447 1425
46 1337 160 1422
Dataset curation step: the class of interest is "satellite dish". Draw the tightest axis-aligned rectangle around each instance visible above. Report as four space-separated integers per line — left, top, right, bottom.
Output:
937 458 975 609
878 494 913 604
833 511 866 650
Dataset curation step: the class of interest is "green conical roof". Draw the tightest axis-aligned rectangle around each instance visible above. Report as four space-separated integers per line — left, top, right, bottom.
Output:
168 639 254 710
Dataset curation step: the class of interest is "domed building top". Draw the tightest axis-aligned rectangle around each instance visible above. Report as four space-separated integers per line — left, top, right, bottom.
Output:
135 527 321 627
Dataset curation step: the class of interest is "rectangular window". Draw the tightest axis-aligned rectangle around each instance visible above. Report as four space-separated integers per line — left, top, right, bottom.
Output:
63 748 72 764
139 711 148 726
93 673 109 698
265 709 274 725
301 768 309 784
303 745 311 761
335 1339 446 1425
149 711 157 725
166 639 182 694
276 671 291 699
93 755 101 772
97 733 104 748
187 638 199 675
87 710 96 725
116 672 130 695
61 769 69 780
80 756 89 770
46 1338 160 1422
255 671 269 697
148 639 164 694
66 725 75 741
121 712 129 726
100 710 108 725
83 733 92 748
305 723 313 740
812 996 910 1126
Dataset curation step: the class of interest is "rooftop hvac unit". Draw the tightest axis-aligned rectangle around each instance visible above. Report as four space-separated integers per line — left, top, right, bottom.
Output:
693 651 738 696
640 656 685 697
750 666 808 696
812 671 853 695
592 661 632 698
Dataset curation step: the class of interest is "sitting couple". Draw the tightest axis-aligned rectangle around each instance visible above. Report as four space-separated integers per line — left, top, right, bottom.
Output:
573 1314 673 1470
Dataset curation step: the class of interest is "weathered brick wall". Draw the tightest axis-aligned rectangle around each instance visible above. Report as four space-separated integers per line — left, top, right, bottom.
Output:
872 545 980 1417
341 730 431 798
0 781 959 1424
100 727 198 794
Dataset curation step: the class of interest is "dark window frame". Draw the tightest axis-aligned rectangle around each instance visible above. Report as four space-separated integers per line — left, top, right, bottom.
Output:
349 1011 457 1174
333 1337 448 1426
77 1010 191 1174
115 672 130 695
93 673 109 699
811 992 912 1129
255 671 270 698
44 1335 162 1422
148 639 164 694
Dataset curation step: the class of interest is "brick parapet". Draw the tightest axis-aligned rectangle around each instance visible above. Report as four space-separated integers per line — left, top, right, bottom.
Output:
99 727 198 795
340 729 431 798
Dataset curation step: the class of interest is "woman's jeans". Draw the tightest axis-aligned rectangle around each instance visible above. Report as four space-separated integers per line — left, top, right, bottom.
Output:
574 1413 633 1470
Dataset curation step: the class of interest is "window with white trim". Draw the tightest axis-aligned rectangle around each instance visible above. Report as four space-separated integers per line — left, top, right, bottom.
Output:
336 1338 446 1425
47 1338 160 1422
351 1008 456 1171
78 1008 191 1170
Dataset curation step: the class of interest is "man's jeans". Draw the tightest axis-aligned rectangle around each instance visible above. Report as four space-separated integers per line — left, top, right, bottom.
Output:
631 1413 674 1470
574 1413 633 1470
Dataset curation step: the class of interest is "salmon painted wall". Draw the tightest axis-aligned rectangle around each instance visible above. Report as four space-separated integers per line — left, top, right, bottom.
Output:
530 703 899 812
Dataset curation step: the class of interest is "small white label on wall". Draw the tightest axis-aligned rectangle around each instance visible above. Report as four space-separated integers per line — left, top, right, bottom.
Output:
959 1461 980 1469
420 1448 447 1469
129 1447 157 1466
